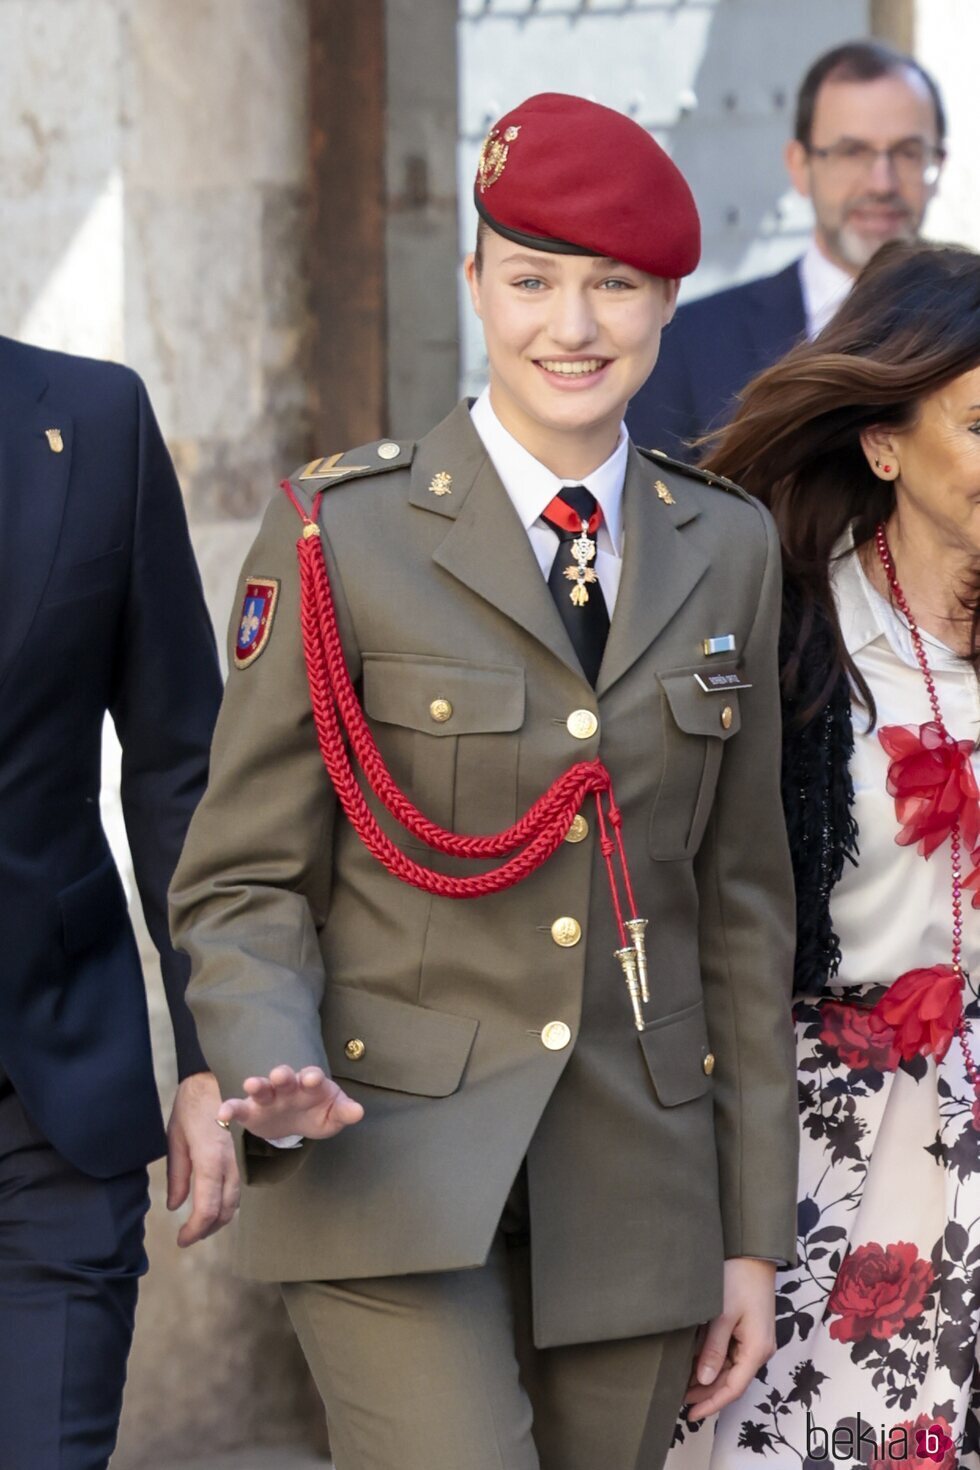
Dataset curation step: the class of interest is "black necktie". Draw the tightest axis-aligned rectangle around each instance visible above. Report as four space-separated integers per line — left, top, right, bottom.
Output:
542 485 610 687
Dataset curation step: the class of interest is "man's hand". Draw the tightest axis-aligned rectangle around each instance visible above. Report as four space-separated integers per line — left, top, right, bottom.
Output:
167 1071 240 1249
217 1064 364 1142
685 1258 777 1422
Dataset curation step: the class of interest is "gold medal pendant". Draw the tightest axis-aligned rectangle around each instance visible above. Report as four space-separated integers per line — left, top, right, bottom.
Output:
564 521 598 606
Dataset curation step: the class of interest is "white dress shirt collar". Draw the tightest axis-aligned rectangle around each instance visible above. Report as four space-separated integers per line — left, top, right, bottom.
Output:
799 240 854 340
832 527 961 674
469 388 627 555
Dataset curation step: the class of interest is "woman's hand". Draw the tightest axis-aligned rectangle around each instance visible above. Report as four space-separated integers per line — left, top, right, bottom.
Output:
217 1064 364 1141
684 1258 778 1422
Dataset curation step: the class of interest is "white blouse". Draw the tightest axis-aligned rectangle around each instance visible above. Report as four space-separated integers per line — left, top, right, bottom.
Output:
829 543 980 989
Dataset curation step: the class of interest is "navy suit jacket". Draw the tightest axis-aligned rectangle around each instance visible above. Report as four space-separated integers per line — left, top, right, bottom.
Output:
627 259 807 460
0 336 222 1178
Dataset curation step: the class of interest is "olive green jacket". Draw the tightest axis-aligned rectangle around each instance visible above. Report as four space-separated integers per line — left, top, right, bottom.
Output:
171 401 797 1348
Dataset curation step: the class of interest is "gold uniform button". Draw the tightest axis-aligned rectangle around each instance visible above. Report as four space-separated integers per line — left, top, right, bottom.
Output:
551 916 582 947
720 705 734 731
566 709 598 740
377 441 400 460
702 1052 715 1076
429 698 453 723
541 1021 572 1051
344 1038 366 1062
564 813 589 844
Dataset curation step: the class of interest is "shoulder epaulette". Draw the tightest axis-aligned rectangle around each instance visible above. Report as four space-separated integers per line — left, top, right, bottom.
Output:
290 439 415 493
636 445 748 499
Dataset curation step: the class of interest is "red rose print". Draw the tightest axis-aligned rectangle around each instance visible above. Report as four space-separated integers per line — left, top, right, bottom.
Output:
826 1240 933 1344
870 966 962 1064
867 1414 956 1470
964 859 980 911
879 720 980 858
819 1001 900 1073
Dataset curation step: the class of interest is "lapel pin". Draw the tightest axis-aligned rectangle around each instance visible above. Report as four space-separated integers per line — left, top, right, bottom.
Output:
45 428 64 454
703 634 736 656
654 479 675 505
428 471 453 497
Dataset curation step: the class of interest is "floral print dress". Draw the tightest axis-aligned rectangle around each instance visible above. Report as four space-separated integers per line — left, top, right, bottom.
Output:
668 546 980 1470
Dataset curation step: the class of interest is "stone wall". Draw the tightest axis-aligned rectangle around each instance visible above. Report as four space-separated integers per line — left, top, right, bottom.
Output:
0 1 325 1462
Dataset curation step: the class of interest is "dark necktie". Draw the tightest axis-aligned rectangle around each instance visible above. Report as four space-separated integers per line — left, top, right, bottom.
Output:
541 485 610 687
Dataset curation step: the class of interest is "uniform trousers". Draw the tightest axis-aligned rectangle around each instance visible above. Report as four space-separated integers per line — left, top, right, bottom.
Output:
0 1072 149 1470
282 1170 696 1470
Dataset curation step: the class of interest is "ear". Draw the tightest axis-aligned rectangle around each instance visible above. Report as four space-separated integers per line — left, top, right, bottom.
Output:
660 277 681 326
463 252 483 319
859 426 900 479
924 151 945 206
784 139 812 200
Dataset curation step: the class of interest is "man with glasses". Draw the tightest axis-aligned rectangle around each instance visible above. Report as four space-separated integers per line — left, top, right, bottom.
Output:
627 41 946 458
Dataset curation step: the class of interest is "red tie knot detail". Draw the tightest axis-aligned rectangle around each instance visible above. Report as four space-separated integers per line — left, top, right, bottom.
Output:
541 491 602 536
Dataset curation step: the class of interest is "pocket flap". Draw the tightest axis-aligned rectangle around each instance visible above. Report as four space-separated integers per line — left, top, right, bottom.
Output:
362 654 524 736
639 1000 713 1106
324 986 479 1097
659 667 742 739
58 855 128 956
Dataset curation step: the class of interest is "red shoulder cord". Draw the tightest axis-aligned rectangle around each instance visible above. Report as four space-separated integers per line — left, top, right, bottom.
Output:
280 481 651 1030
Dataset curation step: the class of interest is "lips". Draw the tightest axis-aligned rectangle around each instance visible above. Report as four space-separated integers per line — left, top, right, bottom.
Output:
845 197 912 232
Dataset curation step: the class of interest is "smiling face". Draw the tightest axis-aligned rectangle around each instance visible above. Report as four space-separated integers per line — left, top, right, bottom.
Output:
785 67 942 275
465 227 678 475
864 366 980 558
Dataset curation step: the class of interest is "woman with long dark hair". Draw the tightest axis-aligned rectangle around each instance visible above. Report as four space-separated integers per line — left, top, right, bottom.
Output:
671 240 980 1468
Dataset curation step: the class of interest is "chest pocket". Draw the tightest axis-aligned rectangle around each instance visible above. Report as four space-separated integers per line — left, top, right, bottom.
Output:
362 653 525 850
649 665 743 862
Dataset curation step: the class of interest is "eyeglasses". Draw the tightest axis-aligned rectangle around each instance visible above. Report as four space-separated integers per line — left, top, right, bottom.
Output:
806 138 944 186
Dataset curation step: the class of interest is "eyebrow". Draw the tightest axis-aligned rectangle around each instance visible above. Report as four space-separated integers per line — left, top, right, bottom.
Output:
817 132 932 147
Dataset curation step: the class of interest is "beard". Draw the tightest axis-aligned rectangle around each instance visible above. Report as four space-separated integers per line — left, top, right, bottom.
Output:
826 193 918 271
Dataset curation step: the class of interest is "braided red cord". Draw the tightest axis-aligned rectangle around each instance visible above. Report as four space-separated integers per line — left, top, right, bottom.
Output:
593 792 628 946
285 483 610 859
283 482 625 899
607 796 639 918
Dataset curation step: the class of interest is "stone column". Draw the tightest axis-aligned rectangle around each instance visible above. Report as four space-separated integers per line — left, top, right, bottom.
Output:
870 0 915 51
384 0 460 438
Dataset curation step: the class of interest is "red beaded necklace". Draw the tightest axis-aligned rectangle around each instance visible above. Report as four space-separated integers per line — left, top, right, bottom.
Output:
871 522 980 1099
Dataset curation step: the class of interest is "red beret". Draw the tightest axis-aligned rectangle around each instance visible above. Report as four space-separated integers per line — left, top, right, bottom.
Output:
474 92 700 280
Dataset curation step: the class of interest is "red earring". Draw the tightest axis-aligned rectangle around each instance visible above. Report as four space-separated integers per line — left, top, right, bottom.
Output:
883 464 892 473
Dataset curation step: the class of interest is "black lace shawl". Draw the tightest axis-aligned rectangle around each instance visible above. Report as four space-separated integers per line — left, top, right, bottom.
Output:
779 582 860 993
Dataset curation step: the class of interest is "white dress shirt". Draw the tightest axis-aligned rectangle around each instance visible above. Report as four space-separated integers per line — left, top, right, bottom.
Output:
799 239 854 340
829 539 980 989
469 388 627 615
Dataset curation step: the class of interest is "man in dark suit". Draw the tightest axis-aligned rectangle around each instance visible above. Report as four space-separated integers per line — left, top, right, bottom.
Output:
0 335 234 1470
627 40 946 458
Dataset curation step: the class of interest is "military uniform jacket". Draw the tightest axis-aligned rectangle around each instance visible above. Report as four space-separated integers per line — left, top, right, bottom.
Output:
171 401 798 1348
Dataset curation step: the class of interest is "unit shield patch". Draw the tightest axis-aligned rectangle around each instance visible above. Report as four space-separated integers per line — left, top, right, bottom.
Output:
235 577 279 668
